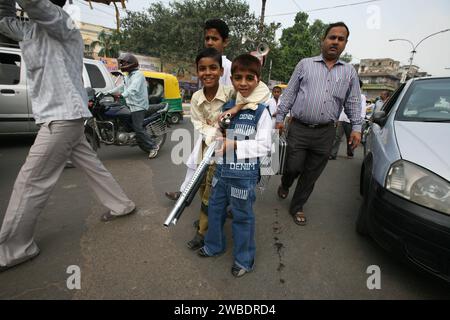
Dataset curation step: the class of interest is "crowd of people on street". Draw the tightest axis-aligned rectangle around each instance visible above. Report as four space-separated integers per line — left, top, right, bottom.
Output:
0 0 388 277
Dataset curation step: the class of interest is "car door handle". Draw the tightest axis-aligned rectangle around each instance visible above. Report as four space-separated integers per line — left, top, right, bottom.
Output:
1 89 16 94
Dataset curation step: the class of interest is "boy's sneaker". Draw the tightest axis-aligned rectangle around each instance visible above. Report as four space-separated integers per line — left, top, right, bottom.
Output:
231 264 251 278
187 233 204 250
197 247 211 257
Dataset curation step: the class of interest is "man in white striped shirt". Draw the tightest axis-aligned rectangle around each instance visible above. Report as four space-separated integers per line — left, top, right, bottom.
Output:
275 22 362 226
0 0 135 271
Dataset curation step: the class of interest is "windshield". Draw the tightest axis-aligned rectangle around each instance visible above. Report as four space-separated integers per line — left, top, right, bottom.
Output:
396 78 450 122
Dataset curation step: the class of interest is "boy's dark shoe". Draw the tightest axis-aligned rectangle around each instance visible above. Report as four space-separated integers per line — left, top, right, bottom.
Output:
231 264 251 278
197 247 211 257
187 233 204 250
165 191 181 201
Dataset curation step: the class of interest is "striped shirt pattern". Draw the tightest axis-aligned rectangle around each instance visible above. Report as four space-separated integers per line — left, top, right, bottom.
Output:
0 0 91 124
276 55 362 131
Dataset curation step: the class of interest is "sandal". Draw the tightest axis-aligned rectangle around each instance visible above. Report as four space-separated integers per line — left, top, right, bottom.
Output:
277 185 289 199
293 211 307 226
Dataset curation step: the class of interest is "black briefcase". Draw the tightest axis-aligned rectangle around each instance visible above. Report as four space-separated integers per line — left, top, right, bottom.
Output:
277 134 288 175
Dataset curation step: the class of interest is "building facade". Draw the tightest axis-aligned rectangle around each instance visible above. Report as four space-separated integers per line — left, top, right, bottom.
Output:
357 58 430 101
79 22 114 59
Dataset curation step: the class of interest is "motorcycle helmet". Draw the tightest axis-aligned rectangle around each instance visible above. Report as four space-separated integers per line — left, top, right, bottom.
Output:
117 53 139 73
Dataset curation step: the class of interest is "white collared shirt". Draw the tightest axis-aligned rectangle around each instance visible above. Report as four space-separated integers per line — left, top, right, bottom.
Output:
190 84 234 145
220 56 232 86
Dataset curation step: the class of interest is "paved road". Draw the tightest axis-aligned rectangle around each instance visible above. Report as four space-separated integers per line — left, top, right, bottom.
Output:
0 120 449 299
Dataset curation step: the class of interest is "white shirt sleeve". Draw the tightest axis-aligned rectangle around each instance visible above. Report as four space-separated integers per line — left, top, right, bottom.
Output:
267 98 277 117
190 93 219 146
360 94 367 118
220 56 232 86
235 108 272 160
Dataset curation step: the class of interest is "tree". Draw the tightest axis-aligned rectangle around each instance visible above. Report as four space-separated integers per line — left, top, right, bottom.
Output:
119 0 280 70
340 52 353 63
90 30 122 58
269 12 327 83
268 12 354 83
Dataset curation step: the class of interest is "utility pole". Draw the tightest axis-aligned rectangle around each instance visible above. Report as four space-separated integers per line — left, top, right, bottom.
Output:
390 28 450 83
259 0 267 33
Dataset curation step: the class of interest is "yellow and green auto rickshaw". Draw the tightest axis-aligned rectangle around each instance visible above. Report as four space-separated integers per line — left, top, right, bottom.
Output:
142 71 183 124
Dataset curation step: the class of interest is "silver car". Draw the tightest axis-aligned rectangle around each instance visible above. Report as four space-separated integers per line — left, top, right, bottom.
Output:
357 76 450 283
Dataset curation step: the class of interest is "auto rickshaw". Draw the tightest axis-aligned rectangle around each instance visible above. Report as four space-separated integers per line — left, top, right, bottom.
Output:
142 71 183 124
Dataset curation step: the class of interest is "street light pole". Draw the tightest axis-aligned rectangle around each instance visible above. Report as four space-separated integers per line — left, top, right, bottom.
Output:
389 28 450 83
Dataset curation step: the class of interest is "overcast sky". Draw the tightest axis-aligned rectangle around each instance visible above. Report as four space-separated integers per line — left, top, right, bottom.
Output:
73 0 450 76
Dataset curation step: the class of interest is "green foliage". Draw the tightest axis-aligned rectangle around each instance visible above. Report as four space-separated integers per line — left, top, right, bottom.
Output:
268 12 327 83
91 30 122 58
119 0 280 68
118 2 353 83
340 52 353 63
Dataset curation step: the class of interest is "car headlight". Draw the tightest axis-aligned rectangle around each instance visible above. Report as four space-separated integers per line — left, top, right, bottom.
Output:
386 160 450 215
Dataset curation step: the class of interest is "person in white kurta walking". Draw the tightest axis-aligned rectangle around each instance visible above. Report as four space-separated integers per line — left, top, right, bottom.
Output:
267 86 282 128
0 0 135 271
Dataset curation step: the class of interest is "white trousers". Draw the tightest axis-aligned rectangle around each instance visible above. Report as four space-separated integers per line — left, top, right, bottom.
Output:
0 119 135 267
179 136 203 192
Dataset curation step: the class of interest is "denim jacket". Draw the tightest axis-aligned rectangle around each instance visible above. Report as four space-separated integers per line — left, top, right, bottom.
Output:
218 100 266 179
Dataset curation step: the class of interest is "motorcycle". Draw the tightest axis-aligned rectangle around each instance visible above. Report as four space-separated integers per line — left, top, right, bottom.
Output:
84 88 169 153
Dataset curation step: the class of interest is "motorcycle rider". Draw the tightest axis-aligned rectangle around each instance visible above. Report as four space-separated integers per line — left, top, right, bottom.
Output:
111 53 159 158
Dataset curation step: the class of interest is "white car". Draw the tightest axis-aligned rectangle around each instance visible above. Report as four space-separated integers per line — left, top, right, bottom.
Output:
357 76 450 283
0 44 115 134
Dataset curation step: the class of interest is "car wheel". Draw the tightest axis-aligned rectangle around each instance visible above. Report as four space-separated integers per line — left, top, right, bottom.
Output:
356 161 372 236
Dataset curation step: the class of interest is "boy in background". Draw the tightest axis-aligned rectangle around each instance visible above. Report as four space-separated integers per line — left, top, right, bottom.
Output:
267 86 282 128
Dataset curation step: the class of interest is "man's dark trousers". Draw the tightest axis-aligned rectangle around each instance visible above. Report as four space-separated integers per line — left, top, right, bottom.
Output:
281 120 336 215
131 110 156 150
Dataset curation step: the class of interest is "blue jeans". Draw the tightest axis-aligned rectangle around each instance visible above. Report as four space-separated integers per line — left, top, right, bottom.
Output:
204 172 258 271
131 110 156 150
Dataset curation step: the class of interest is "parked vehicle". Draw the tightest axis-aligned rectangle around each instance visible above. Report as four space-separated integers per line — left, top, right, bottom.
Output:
357 76 450 283
0 44 115 134
142 71 183 124
84 89 169 153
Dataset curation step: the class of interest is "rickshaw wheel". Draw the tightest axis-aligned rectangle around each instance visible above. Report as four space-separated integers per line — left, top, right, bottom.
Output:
168 113 182 124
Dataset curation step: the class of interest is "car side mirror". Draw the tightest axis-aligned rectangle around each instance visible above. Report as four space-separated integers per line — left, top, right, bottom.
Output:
372 111 386 126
